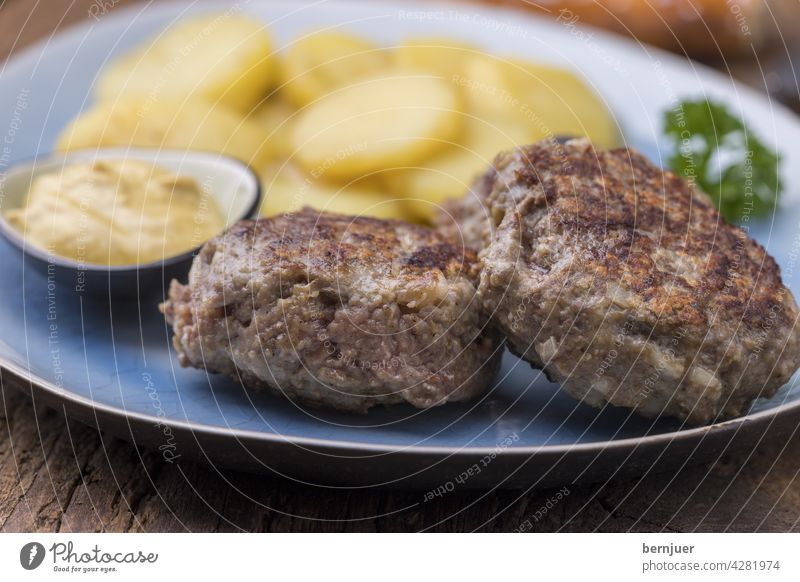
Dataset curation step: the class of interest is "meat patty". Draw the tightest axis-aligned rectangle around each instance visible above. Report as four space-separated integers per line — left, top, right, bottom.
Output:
160 208 501 413
436 136 573 252
447 138 800 425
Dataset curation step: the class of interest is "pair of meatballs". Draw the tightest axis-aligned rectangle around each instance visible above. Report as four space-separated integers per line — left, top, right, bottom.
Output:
161 138 800 424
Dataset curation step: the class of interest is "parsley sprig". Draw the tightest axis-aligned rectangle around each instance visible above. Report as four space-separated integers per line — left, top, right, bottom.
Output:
663 99 781 221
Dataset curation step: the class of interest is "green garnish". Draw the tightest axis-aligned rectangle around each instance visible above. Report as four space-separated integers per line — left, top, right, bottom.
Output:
663 99 781 222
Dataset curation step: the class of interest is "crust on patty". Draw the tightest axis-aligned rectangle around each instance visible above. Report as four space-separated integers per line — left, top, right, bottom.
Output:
160 208 502 413
474 138 800 424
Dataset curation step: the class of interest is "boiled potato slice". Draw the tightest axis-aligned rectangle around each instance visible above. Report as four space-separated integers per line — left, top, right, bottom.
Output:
56 100 270 167
259 161 409 220
457 55 620 148
249 97 297 159
514 61 621 148
458 54 519 116
393 115 531 222
95 15 273 113
291 70 462 180
280 32 388 107
393 37 477 77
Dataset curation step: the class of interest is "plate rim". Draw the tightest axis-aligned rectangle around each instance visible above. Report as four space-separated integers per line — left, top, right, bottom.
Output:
1 0 799 459
3 355 797 457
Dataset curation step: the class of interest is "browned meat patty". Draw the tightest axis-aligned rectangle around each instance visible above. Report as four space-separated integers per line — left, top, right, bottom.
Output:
160 208 502 413
444 137 800 425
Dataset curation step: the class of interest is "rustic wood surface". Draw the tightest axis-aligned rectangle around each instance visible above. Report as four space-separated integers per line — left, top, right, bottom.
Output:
1 0 800 533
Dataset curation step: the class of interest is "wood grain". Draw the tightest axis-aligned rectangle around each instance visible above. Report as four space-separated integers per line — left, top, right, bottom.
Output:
3 374 800 533
1 0 799 533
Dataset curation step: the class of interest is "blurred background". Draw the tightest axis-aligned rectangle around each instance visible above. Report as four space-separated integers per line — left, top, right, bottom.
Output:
484 0 800 111
2 0 798 109
2 0 797 111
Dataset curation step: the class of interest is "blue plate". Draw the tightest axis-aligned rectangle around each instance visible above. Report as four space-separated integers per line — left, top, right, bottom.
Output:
1 0 799 488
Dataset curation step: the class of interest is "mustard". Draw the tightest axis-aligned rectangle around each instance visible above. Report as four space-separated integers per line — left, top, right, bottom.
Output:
6 160 225 266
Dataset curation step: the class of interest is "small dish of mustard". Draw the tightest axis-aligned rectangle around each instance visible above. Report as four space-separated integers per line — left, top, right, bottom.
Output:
0 148 260 297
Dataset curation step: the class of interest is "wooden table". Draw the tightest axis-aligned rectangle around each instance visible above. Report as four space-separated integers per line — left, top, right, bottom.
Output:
2 0 800 533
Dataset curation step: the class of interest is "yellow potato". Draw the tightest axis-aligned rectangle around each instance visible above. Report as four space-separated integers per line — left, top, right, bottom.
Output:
280 32 389 107
393 37 477 77
392 115 531 222
291 70 462 180
56 100 270 167
458 54 519 116
95 15 274 113
456 55 620 148
248 97 297 159
514 61 621 148
259 161 410 220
